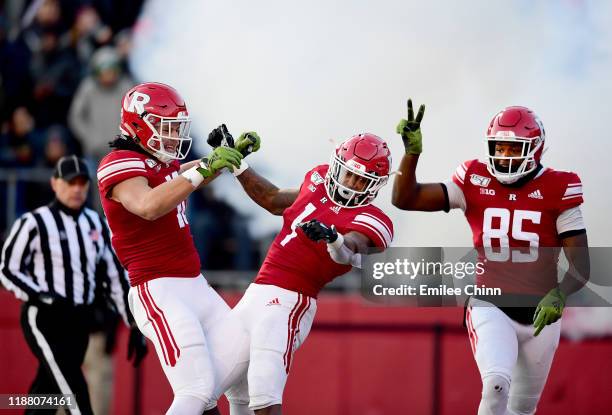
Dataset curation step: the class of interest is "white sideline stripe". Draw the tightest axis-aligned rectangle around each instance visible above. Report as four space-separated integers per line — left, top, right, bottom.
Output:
360 212 393 240
28 306 82 415
97 157 142 173
97 160 146 180
351 220 387 248
562 194 583 201
99 168 147 184
564 186 583 197
354 214 392 245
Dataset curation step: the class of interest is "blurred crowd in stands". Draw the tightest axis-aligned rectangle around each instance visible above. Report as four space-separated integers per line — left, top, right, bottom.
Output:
0 0 260 270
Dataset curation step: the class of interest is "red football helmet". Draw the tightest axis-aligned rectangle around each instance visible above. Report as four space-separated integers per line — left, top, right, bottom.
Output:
325 133 391 208
119 82 192 162
486 106 545 184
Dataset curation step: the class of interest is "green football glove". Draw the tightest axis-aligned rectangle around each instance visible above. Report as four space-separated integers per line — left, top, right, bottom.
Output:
235 131 261 157
396 98 425 155
533 287 567 336
196 146 243 178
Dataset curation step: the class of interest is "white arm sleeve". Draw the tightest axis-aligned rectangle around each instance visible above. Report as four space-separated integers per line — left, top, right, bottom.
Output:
556 206 586 235
326 234 362 269
444 180 466 212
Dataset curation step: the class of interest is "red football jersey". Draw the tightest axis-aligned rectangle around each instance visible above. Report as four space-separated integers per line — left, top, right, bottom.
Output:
451 159 584 295
97 150 201 286
256 165 394 298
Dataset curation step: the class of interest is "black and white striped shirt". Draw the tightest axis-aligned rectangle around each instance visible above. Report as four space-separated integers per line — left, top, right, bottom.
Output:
0 200 131 323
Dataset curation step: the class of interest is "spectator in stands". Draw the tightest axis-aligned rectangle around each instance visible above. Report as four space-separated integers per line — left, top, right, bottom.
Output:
61 5 113 67
0 106 45 167
24 125 81 212
20 0 64 55
29 25 81 127
0 20 33 122
114 28 134 76
69 46 133 163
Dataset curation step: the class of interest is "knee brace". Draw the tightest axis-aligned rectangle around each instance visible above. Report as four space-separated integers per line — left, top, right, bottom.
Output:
478 374 511 415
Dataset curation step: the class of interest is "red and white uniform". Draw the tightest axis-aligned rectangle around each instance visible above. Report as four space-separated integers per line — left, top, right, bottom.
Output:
257 165 393 298
450 159 584 296
97 150 249 413
447 159 585 415
98 150 200 286
228 165 393 411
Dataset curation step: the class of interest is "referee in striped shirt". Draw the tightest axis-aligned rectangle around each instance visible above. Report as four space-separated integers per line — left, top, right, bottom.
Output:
0 155 147 415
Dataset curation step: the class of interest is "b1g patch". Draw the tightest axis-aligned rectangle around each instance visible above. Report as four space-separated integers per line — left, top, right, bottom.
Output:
311 171 325 185
145 159 157 168
470 174 491 187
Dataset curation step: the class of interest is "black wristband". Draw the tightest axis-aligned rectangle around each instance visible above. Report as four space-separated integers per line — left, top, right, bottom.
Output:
440 183 450 213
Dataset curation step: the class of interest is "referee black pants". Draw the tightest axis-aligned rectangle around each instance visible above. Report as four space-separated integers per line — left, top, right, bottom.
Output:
21 302 94 415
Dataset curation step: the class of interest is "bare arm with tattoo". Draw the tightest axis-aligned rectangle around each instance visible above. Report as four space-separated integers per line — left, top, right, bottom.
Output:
236 167 299 215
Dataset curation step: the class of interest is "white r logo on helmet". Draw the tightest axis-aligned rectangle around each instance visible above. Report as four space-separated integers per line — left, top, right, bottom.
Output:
125 92 150 114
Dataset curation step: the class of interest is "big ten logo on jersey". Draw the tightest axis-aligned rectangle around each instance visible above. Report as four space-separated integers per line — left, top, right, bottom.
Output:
480 188 496 196
165 172 188 228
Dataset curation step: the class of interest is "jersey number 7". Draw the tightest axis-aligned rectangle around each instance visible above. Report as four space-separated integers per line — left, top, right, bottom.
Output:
280 203 317 247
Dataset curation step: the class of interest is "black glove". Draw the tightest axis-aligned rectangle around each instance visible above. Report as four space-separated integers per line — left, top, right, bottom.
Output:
208 124 260 157
207 124 235 149
298 219 338 243
127 326 148 367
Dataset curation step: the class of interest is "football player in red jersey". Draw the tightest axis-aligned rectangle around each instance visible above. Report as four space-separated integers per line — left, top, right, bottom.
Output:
392 101 590 415
97 82 254 415
210 128 394 415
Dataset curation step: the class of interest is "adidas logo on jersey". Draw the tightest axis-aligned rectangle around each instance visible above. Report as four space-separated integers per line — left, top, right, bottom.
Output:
528 189 544 199
266 298 281 306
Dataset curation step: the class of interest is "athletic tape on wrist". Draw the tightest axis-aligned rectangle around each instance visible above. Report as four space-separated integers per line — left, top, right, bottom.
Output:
328 233 345 250
233 160 249 177
181 165 204 187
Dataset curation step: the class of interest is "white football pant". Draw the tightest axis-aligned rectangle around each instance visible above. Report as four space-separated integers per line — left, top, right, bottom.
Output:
128 275 250 415
467 297 561 415
226 283 317 411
